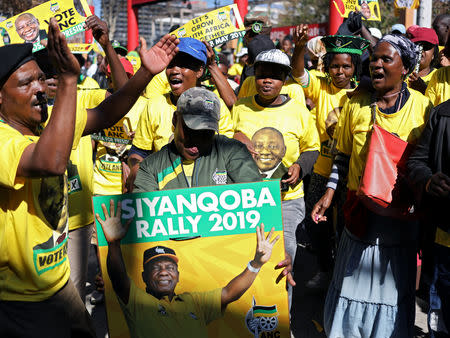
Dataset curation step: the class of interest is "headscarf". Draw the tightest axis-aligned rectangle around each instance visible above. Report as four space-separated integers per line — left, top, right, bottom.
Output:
376 34 419 75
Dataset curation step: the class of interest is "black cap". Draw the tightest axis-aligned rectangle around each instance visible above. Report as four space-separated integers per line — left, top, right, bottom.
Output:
248 34 275 64
143 246 178 267
0 43 34 87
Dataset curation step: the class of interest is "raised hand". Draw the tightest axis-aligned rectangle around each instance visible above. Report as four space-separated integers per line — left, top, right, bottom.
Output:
139 35 179 76
202 40 216 68
293 24 309 48
253 223 280 268
46 17 79 77
95 199 131 243
85 15 110 48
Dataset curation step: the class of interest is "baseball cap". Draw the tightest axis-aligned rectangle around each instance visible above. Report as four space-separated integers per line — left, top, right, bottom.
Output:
248 34 275 64
177 87 220 132
236 47 248 58
112 40 128 56
0 43 34 87
106 57 135 78
369 27 382 40
143 246 178 267
254 49 291 73
407 26 439 45
321 35 370 56
177 37 207 65
244 14 272 34
391 24 406 35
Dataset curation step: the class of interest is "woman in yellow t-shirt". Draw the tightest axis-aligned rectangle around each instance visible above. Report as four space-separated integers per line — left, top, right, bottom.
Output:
406 26 440 94
127 38 234 192
232 49 320 307
312 34 432 337
291 25 370 289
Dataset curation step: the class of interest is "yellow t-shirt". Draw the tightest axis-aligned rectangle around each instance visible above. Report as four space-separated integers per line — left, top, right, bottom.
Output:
118 281 222 338
0 106 87 301
65 89 107 230
94 96 148 195
182 160 195 187
79 76 100 89
67 136 94 230
337 89 432 192
133 93 234 152
77 88 107 109
228 63 243 77
232 96 320 200
144 71 171 99
301 69 351 178
425 66 450 106
238 76 306 106
407 68 437 89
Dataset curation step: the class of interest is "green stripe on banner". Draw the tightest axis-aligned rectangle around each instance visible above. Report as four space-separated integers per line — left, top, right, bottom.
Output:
94 180 283 246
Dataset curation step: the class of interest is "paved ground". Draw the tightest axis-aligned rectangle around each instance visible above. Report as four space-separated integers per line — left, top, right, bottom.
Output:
85 240 429 338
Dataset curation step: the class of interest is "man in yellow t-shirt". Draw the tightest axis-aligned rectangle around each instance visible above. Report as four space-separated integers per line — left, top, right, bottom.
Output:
96 202 279 338
127 37 234 192
0 21 179 336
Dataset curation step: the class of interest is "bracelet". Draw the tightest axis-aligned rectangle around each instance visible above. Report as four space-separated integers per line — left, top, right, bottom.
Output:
247 261 260 273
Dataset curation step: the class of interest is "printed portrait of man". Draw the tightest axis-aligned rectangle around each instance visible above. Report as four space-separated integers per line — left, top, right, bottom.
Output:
251 127 288 179
15 13 47 44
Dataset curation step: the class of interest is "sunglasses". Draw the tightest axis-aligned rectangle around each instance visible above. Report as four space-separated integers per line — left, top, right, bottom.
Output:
416 42 435 51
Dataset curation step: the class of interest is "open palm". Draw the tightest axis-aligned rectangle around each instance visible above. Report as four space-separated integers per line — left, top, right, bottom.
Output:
253 223 279 266
96 199 131 243
139 35 179 75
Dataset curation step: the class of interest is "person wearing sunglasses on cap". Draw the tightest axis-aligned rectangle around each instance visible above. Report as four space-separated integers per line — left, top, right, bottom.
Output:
407 26 440 94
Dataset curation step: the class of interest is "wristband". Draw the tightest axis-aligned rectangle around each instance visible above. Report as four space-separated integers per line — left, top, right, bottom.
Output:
247 261 260 273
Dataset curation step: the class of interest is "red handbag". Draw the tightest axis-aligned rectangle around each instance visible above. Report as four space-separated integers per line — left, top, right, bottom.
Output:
357 101 416 219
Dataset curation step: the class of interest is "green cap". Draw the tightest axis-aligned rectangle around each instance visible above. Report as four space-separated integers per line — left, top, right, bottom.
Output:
321 35 370 56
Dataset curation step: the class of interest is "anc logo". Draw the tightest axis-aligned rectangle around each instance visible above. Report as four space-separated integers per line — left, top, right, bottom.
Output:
245 297 279 337
212 168 227 185
50 2 60 12
177 27 186 38
251 22 262 34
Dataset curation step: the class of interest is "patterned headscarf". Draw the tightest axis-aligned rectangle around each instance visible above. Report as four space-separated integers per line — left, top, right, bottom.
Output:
375 34 419 75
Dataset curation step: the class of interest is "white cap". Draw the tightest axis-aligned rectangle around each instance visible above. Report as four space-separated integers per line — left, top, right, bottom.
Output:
236 47 248 58
369 27 382 40
254 49 291 71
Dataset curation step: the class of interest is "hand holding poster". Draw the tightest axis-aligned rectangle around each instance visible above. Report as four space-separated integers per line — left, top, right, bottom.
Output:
170 4 245 47
333 0 381 21
94 181 290 338
0 0 92 52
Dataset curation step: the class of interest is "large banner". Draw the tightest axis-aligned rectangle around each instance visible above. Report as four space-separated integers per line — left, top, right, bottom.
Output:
270 23 328 42
333 0 381 21
170 4 245 47
0 0 92 52
94 181 289 338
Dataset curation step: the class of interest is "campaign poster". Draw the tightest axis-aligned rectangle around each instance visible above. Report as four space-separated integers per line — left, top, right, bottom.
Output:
0 0 92 52
170 4 246 47
394 0 420 9
270 23 328 42
91 115 134 145
68 42 93 54
94 180 290 338
333 0 381 21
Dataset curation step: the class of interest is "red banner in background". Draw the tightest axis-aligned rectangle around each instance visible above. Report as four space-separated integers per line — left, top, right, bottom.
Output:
270 23 328 41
